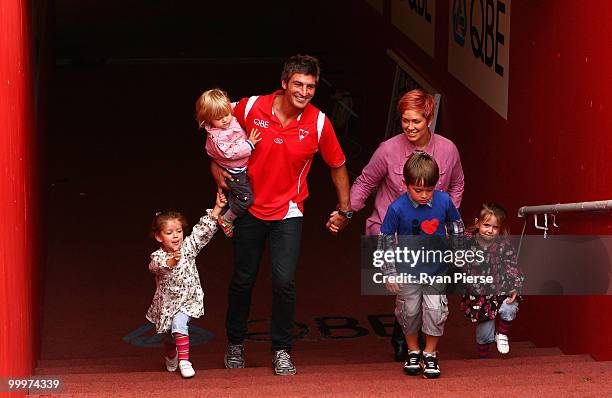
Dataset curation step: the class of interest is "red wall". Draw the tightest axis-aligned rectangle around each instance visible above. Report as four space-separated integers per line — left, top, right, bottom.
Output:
0 0 39 377
355 0 612 359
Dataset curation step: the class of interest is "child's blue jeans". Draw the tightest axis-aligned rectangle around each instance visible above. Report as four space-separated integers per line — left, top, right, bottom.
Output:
475 300 519 344
171 311 191 335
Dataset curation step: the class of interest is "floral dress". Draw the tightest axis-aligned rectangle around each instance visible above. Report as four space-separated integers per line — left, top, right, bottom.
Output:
459 234 524 323
146 210 217 333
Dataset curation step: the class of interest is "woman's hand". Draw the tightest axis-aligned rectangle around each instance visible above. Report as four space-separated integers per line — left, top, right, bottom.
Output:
326 211 349 235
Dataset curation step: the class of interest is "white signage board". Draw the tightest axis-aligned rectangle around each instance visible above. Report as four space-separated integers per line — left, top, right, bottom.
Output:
391 0 436 57
448 0 511 119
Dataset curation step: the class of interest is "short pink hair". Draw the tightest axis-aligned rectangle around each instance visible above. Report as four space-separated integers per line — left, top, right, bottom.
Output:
397 89 435 125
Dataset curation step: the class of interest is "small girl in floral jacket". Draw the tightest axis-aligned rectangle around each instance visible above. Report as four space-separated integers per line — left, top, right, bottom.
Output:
146 192 226 378
459 202 524 358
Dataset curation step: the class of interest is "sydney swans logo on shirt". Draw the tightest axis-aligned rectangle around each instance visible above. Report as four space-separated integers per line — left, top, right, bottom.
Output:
298 128 309 141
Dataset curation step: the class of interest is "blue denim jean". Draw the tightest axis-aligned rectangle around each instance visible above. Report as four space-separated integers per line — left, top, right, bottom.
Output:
475 300 519 344
171 311 191 335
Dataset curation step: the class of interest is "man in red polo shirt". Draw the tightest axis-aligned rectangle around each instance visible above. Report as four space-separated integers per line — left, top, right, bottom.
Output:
211 55 352 375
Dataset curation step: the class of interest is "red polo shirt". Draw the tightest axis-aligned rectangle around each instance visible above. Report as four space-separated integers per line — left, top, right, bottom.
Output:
233 91 346 220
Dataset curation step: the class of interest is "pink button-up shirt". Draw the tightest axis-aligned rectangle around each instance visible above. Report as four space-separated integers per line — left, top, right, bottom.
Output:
204 116 252 170
350 132 464 235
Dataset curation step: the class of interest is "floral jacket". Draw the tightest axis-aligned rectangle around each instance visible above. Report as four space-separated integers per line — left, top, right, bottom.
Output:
459 233 524 322
146 210 217 333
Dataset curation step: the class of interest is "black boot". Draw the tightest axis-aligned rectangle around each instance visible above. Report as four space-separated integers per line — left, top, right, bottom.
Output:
391 319 407 362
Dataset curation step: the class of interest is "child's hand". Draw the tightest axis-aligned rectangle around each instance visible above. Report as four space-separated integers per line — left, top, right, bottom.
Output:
211 190 228 218
216 191 228 208
385 281 400 294
505 291 517 304
248 128 262 145
166 250 181 269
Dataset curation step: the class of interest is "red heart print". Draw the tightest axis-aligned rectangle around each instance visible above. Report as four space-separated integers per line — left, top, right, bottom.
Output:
421 218 439 235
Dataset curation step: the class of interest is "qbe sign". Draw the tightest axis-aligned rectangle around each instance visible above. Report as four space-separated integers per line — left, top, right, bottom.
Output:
448 0 511 119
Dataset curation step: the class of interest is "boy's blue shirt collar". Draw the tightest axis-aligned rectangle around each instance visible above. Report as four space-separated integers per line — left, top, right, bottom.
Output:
406 193 433 208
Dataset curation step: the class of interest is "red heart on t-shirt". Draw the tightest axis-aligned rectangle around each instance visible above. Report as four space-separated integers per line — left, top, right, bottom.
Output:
421 218 439 235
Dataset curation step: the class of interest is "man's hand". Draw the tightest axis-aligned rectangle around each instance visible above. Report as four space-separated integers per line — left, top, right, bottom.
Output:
329 164 350 235
326 210 349 235
210 160 232 190
385 281 400 294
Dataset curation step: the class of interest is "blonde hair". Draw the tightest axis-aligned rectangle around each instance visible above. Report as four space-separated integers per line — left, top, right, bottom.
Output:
195 89 232 128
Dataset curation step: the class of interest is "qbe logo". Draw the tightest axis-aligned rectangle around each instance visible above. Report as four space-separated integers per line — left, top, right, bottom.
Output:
452 0 507 78
254 119 269 128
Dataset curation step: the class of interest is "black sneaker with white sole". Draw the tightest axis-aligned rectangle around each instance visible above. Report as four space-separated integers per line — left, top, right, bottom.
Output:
224 344 245 369
403 350 422 376
272 349 297 375
422 353 441 379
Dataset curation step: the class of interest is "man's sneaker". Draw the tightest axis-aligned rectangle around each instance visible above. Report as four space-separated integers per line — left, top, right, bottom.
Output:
403 350 422 376
165 351 178 372
495 333 510 354
272 350 297 375
178 360 195 378
217 215 234 237
224 344 245 369
422 352 441 379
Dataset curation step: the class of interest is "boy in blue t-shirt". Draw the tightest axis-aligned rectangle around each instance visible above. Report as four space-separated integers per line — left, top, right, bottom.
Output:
380 152 464 379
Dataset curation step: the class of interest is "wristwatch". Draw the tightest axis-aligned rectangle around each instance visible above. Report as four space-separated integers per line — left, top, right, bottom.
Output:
337 209 354 219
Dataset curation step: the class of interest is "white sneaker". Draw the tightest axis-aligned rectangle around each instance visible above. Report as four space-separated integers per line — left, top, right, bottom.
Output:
165 351 178 372
495 333 510 354
179 360 196 378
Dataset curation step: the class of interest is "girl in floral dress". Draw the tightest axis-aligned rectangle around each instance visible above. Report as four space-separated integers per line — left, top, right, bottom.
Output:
459 202 524 358
146 192 226 378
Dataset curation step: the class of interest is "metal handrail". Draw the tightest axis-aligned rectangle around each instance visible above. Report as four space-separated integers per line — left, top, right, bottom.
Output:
518 200 612 217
